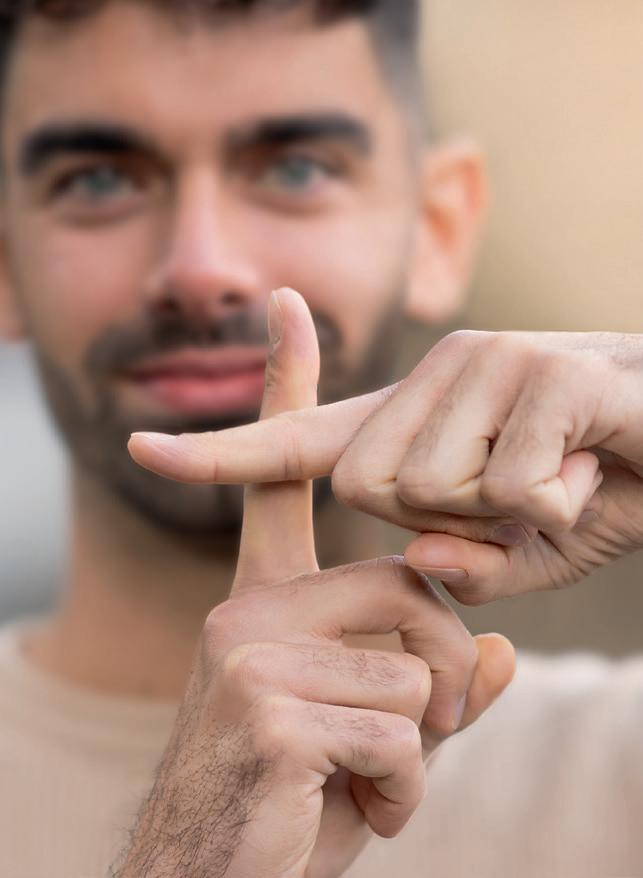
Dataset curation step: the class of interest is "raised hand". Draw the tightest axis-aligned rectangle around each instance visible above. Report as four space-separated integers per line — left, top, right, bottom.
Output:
130 327 643 606
121 291 514 878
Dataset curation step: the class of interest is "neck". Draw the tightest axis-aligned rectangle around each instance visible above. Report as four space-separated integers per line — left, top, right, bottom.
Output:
23 472 387 700
26 469 239 699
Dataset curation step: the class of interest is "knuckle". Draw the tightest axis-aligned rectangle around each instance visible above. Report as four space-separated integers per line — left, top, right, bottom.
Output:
534 492 580 532
433 328 487 357
541 500 577 531
331 461 363 509
221 643 272 691
479 473 525 513
485 331 536 362
481 474 576 530
202 601 242 660
349 738 378 771
398 654 432 708
332 456 376 511
540 348 583 383
251 694 293 758
204 600 238 637
396 464 446 510
375 555 418 591
392 715 423 756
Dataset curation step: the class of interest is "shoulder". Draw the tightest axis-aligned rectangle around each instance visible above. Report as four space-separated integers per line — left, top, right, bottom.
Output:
446 650 643 753
492 649 643 725
411 652 643 875
430 649 643 801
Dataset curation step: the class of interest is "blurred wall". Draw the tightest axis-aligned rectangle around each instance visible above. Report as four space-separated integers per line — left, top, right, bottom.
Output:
424 0 643 333
0 346 67 618
2 1 643 655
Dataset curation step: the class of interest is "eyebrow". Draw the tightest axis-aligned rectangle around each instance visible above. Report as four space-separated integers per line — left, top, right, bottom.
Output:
17 122 163 176
225 113 373 157
16 112 373 178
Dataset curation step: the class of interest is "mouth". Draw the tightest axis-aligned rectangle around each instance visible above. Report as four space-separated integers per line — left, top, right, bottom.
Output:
116 346 269 417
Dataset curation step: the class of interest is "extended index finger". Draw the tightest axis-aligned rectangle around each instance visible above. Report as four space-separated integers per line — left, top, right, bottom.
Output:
234 288 320 589
129 385 390 484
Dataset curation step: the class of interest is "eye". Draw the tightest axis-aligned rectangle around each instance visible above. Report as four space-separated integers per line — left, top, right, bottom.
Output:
256 155 336 193
53 164 137 202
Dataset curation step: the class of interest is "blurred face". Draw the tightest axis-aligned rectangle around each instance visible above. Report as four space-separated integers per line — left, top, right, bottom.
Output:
0 2 427 533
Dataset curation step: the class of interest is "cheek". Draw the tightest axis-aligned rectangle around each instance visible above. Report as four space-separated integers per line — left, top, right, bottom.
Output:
258 209 414 365
8 217 153 369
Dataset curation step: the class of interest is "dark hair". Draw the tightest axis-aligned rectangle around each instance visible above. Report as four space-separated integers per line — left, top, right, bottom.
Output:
0 0 423 116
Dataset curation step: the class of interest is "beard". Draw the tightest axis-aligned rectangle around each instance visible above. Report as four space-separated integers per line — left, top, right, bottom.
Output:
34 293 406 542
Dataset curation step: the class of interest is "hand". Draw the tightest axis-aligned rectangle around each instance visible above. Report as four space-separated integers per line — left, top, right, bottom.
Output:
130 326 643 606
120 292 514 878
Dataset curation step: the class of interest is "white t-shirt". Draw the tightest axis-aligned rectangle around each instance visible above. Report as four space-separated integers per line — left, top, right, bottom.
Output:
1 619 641 878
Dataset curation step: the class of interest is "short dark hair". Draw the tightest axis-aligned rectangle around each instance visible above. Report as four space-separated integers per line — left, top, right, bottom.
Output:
0 0 424 121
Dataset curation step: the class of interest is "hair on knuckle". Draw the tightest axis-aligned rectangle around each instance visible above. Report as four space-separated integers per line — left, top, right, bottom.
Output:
350 650 406 689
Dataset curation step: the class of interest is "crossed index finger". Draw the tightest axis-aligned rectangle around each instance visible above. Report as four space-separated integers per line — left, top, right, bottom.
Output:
129 384 390 485
233 288 320 591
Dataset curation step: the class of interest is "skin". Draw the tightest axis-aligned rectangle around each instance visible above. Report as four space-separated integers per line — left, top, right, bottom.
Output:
118 290 514 878
133 329 643 609
0 2 514 876
0 0 490 690
0 2 417 535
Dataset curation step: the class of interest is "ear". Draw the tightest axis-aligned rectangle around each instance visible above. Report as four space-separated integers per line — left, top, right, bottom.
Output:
406 139 487 326
0 220 25 341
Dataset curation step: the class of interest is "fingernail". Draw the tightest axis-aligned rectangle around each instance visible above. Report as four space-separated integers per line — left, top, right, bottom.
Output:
490 524 531 548
130 432 179 447
413 567 469 585
268 290 283 347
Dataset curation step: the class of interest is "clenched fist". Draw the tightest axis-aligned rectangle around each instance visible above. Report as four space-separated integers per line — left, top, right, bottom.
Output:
121 290 513 878
132 323 643 607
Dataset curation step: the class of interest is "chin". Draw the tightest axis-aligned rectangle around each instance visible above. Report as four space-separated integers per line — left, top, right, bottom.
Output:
105 464 334 543
112 470 248 537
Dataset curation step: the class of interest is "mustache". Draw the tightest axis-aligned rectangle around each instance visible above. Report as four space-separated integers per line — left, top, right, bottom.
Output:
85 305 342 377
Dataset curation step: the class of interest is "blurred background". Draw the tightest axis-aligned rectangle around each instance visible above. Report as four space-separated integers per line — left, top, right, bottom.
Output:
2 0 643 654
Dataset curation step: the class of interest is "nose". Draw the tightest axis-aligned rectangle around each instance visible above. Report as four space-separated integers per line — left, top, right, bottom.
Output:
144 169 264 321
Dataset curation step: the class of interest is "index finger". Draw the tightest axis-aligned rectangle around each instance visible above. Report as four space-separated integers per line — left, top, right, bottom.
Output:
129 386 391 484
233 288 320 590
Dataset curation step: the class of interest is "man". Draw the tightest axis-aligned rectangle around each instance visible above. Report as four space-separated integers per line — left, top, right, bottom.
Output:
0 1 641 876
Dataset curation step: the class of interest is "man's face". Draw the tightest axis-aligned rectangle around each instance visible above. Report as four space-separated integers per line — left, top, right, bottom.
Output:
0 2 424 533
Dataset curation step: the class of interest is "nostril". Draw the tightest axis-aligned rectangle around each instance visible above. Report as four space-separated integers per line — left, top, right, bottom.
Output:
219 290 245 308
155 295 181 316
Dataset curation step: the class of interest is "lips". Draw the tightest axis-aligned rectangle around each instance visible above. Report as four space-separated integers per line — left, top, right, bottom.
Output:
118 346 269 416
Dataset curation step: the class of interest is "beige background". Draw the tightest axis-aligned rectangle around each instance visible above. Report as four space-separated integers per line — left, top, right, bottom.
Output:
2 1 643 654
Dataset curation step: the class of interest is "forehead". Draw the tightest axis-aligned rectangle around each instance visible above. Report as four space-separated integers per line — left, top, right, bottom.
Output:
3 1 404 155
